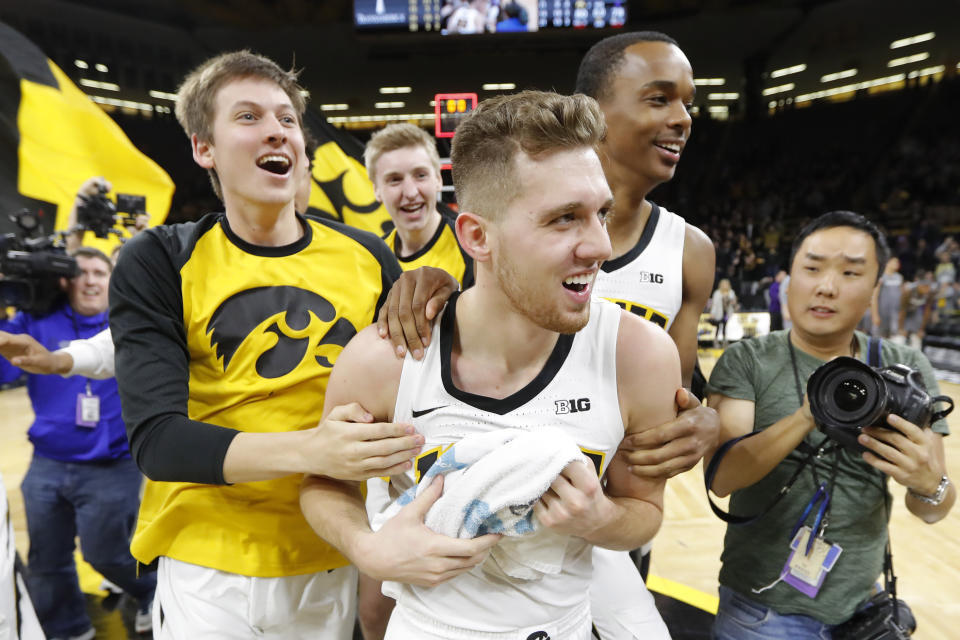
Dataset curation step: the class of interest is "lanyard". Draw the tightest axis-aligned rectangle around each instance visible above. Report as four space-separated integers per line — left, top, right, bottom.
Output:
786 331 841 545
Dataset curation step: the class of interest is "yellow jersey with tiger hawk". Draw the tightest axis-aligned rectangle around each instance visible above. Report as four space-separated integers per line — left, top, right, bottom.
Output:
383 207 474 288
110 212 401 577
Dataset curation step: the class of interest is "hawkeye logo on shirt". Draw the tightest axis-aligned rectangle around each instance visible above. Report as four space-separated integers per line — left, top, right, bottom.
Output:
603 296 669 328
206 286 357 379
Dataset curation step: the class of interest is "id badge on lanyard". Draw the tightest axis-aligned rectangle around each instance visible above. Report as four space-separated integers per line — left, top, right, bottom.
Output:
76 381 100 428
782 482 842 598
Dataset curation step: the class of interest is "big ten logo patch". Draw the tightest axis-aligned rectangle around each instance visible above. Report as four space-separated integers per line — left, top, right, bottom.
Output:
555 398 591 414
604 297 668 328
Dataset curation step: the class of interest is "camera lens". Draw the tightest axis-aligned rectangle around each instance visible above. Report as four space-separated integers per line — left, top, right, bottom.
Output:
834 379 869 412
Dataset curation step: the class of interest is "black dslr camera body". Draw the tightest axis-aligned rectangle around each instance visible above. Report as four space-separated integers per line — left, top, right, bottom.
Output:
0 209 78 316
807 356 953 452
832 589 916 639
76 185 146 238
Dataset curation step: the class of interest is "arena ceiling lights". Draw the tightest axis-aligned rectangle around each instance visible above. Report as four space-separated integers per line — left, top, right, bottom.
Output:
794 73 906 104
88 95 156 112
821 69 858 83
374 101 405 109
379 86 412 94
79 79 119 91
708 93 739 100
906 65 945 79
482 83 516 90
327 113 434 126
149 90 178 101
694 78 725 86
888 52 930 67
762 83 794 96
890 32 935 49
320 103 349 111
770 64 806 78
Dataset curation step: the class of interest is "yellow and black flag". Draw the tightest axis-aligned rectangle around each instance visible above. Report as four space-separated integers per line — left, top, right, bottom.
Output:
0 22 173 253
302 110 394 237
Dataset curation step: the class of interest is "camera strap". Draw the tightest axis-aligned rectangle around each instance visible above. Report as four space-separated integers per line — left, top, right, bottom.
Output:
703 431 830 525
880 482 903 626
704 333 874 526
845 338 906 628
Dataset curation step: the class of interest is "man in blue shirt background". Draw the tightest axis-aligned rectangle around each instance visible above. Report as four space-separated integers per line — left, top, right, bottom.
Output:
0 246 154 640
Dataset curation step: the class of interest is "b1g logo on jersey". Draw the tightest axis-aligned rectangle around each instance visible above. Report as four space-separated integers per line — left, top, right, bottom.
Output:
555 398 591 414
638 271 664 284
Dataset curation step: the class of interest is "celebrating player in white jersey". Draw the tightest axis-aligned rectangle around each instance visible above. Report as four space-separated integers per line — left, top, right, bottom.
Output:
301 90 681 638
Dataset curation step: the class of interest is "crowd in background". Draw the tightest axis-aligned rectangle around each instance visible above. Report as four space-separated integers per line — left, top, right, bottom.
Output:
661 75 960 343
108 74 960 340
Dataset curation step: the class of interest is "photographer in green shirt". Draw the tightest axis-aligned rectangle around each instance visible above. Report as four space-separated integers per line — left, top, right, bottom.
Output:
706 211 954 638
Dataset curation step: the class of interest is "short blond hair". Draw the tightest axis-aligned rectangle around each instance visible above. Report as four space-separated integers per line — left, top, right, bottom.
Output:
451 91 606 219
174 50 306 201
364 123 441 183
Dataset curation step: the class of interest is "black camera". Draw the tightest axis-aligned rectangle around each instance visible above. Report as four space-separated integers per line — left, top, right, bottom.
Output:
76 185 146 238
832 590 916 639
807 357 953 452
0 209 78 316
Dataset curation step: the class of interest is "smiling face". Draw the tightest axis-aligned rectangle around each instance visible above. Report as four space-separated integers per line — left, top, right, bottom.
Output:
486 146 613 333
192 76 306 214
372 144 443 239
788 226 879 344
66 254 111 316
598 41 694 192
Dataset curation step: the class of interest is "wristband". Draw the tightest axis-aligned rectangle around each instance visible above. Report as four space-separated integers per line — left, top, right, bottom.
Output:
908 475 950 506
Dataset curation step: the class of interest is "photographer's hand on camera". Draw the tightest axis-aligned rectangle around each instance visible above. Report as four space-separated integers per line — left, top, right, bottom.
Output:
66 177 113 252
131 213 150 235
859 414 955 523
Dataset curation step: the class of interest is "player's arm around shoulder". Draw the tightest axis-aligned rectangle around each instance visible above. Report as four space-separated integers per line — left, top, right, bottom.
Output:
535 311 680 551
300 324 418 485
608 311 681 548
610 309 681 508
627 226 720 478
323 324 405 422
301 325 409 561
223 326 419 484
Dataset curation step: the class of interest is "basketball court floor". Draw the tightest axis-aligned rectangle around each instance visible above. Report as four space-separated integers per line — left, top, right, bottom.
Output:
1 349 958 639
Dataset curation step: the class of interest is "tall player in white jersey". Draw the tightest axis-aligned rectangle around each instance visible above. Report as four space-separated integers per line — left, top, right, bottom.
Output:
575 31 718 639
301 91 681 638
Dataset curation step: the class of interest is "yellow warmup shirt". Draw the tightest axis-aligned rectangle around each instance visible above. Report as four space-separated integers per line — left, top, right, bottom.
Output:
383 209 473 288
110 212 401 577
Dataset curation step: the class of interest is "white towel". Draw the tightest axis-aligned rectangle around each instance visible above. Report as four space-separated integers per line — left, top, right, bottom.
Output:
372 427 588 580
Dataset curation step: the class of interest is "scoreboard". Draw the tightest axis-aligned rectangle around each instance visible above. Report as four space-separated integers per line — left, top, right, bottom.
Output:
434 92 478 138
354 1 627 33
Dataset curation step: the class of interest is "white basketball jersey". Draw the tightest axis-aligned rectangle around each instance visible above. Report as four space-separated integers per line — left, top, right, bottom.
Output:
593 202 685 331
385 295 625 631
